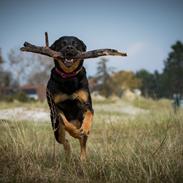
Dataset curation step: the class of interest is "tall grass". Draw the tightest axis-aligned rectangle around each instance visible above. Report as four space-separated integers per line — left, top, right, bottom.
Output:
0 100 183 182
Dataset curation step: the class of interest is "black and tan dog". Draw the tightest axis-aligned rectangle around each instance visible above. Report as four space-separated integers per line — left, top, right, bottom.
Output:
46 36 94 160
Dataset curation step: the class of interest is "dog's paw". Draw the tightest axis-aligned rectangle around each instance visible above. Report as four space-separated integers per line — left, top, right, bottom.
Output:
79 127 90 136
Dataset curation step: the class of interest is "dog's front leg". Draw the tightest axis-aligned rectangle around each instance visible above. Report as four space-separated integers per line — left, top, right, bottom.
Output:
59 112 90 160
73 90 94 136
80 110 93 136
59 112 81 139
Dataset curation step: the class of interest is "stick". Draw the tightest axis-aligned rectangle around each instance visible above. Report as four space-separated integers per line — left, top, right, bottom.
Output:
20 42 63 59
79 49 127 58
20 42 127 60
45 32 49 47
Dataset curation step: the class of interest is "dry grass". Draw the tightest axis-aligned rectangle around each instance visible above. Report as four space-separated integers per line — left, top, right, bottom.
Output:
0 100 48 110
0 99 183 183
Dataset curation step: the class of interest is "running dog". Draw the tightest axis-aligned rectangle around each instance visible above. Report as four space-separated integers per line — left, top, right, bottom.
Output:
46 36 94 160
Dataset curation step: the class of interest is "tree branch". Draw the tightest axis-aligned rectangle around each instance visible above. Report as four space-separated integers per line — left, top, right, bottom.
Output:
78 49 127 59
20 42 63 59
45 32 49 47
20 42 127 61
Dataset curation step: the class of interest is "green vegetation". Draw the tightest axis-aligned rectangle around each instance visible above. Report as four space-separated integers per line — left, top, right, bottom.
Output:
136 41 183 98
0 99 183 183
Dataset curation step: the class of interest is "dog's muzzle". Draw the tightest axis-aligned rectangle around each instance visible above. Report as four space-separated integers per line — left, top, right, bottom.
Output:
63 58 75 67
61 45 81 67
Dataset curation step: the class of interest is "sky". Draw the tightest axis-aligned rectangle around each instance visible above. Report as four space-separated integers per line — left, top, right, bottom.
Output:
0 0 183 76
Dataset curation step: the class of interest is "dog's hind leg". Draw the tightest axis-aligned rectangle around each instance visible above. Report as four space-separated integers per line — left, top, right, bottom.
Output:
47 89 71 159
54 118 71 160
79 135 88 161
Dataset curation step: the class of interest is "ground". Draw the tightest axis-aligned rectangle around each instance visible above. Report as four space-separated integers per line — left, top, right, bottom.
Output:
0 97 183 183
0 99 146 122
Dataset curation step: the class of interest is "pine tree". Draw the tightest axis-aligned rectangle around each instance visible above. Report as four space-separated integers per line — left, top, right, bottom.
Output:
163 41 183 97
96 58 114 97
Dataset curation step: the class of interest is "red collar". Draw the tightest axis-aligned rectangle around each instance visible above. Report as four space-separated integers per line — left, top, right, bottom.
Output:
54 67 83 79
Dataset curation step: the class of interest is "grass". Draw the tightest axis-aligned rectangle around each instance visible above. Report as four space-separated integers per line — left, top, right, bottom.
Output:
131 97 172 110
0 100 48 110
0 99 183 183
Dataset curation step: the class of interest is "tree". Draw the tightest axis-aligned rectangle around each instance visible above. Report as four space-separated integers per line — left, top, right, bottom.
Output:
27 55 53 85
7 49 53 86
153 70 164 98
112 71 141 96
135 41 183 99
0 49 13 96
96 58 114 97
162 41 183 97
136 69 157 98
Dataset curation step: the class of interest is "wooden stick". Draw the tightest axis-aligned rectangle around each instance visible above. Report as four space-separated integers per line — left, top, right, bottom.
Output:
45 32 49 47
79 49 127 58
20 42 63 59
20 42 127 61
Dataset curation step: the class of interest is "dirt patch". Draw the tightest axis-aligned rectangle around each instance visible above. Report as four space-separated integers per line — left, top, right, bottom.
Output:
94 101 147 115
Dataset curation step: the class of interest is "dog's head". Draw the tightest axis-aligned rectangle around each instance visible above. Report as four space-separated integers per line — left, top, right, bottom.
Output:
50 36 86 67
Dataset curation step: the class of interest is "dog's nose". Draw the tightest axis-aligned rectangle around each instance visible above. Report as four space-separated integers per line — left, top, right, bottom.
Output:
66 46 74 51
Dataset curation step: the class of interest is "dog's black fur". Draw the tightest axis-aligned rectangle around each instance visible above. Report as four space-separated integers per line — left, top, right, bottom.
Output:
46 37 93 148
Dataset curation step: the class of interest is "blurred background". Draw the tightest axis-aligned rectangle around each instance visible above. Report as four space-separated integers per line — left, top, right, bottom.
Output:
0 0 183 102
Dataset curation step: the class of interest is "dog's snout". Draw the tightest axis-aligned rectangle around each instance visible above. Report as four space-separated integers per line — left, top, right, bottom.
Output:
66 45 74 51
63 45 78 59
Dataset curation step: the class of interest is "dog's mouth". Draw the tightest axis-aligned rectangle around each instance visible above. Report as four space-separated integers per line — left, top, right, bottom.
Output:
62 51 81 67
63 58 75 67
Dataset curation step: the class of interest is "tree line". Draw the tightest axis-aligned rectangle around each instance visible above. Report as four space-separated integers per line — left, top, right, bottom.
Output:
91 41 183 99
0 41 183 101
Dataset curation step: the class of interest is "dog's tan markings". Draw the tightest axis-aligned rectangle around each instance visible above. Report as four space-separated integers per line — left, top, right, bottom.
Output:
59 113 80 139
53 93 70 103
73 90 88 103
54 90 88 104
58 60 81 73
70 120 81 129
80 111 93 136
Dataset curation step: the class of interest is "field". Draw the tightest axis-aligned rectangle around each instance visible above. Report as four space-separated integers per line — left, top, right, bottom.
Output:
0 97 183 183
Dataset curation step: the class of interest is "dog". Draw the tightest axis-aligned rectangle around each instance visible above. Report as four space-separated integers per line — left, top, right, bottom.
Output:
46 36 94 160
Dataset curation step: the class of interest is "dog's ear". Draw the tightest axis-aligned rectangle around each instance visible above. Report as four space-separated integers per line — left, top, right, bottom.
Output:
50 39 58 51
79 39 87 52
50 37 64 51
50 43 55 51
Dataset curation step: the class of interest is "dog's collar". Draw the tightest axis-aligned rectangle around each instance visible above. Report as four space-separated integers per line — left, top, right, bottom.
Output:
54 67 83 79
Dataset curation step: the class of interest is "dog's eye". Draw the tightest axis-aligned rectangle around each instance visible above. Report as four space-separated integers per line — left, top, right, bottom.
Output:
71 41 76 46
62 41 67 46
